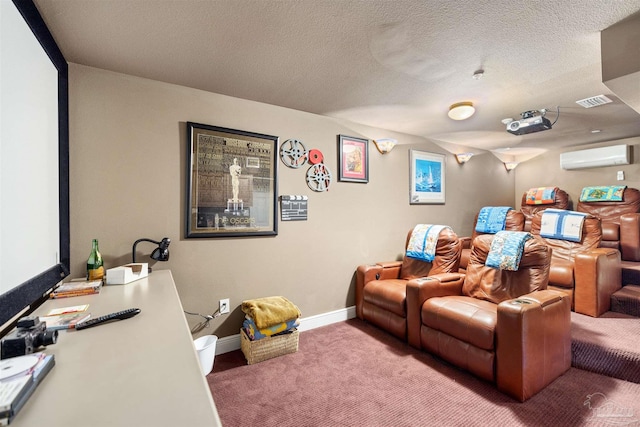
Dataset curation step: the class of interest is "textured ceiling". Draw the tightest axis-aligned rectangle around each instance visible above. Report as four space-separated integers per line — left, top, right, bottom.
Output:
33 0 640 160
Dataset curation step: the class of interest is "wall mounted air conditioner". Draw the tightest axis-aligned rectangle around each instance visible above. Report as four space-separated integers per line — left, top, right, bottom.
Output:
560 144 631 170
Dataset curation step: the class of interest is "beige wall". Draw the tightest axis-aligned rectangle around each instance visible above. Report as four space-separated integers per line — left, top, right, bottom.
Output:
69 64 515 337
515 138 640 208
601 11 640 113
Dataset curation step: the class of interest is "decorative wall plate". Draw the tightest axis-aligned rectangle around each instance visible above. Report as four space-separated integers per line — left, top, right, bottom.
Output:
306 163 332 192
279 139 308 168
308 149 324 165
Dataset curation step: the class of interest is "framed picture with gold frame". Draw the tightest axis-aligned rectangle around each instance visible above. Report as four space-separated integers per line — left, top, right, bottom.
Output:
409 150 445 204
337 135 369 183
185 122 278 238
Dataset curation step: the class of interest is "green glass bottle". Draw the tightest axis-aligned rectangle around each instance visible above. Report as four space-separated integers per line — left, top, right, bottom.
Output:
87 239 104 281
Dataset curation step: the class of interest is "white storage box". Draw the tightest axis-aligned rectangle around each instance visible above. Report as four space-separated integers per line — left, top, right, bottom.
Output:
106 263 148 285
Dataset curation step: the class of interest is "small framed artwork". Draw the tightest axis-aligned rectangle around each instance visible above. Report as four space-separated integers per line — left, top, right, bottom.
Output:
185 122 278 238
409 150 445 204
338 135 369 183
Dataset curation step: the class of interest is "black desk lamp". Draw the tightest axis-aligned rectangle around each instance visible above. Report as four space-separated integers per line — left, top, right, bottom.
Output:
132 237 171 272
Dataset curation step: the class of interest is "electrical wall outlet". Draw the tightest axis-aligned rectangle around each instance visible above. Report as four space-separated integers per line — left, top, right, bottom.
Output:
219 298 230 314
617 170 625 181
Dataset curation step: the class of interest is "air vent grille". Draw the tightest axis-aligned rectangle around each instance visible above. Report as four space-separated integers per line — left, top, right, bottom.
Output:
576 95 612 108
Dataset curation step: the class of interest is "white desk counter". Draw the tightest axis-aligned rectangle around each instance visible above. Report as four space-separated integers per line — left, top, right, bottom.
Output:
12 270 222 427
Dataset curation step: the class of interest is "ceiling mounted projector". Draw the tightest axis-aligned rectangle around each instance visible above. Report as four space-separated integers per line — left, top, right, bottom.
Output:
506 110 552 135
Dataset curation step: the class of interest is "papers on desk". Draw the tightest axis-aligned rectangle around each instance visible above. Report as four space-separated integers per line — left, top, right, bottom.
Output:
0 353 55 425
39 312 91 331
45 305 89 317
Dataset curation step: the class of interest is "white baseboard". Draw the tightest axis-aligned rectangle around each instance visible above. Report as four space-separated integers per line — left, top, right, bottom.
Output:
215 305 356 355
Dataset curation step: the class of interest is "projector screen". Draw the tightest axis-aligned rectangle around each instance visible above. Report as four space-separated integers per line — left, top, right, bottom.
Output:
0 0 69 334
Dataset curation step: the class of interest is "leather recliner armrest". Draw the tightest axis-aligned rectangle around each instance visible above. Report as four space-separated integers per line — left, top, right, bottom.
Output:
458 237 472 271
375 261 403 279
355 264 382 320
355 262 402 319
573 248 622 317
405 273 465 349
496 290 571 402
620 213 640 262
459 236 472 250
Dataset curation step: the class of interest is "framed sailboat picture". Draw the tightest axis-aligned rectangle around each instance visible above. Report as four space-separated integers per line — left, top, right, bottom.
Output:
409 150 445 204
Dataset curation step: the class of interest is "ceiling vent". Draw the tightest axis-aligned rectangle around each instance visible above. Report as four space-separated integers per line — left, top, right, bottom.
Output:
576 95 612 108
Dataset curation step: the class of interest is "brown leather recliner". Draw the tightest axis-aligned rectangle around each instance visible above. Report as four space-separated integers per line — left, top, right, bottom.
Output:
355 226 461 341
529 210 621 317
406 234 570 402
520 187 571 231
459 208 525 272
577 187 640 283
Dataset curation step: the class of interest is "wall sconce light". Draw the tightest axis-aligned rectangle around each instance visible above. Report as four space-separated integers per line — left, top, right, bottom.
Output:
373 138 397 154
455 152 474 164
132 237 171 272
504 162 519 171
448 102 475 120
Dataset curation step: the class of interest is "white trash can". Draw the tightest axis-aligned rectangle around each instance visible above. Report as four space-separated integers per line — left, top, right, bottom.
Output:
194 335 218 376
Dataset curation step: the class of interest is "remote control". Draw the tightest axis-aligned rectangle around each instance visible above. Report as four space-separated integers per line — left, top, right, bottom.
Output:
75 308 141 330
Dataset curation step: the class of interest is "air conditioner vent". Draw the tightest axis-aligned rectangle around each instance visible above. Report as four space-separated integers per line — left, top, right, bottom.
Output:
576 95 612 108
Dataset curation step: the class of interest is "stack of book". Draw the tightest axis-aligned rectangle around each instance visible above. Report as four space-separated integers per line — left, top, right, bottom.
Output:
0 353 55 425
49 279 102 299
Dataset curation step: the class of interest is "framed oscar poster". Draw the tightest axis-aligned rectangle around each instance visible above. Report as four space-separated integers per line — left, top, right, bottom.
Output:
185 122 278 238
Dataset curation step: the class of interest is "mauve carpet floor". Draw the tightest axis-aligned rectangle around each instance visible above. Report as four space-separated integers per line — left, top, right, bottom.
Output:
209 318 640 427
570 311 640 383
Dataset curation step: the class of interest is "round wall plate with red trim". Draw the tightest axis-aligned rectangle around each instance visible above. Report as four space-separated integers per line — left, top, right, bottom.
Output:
308 149 324 165
279 139 308 168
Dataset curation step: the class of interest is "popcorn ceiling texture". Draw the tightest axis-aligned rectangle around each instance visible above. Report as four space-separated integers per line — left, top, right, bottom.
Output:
33 0 640 154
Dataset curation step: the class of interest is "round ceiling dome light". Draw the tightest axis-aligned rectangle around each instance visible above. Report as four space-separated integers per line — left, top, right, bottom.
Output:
448 102 475 120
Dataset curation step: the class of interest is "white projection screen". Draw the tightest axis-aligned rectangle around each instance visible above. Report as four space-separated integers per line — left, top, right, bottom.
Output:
0 0 69 334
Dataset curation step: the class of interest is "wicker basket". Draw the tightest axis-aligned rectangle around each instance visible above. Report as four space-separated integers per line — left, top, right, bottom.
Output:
240 328 299 364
